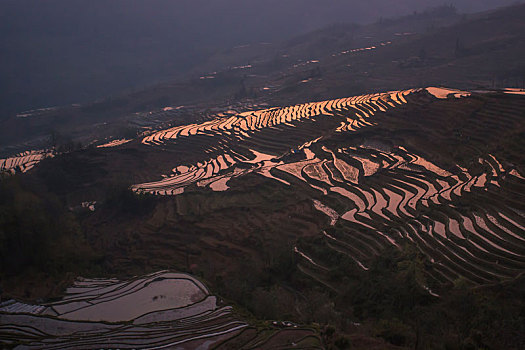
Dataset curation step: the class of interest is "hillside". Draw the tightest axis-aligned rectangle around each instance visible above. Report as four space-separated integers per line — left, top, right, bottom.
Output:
1 4 524 350
2 86 524 349
1 4 524 157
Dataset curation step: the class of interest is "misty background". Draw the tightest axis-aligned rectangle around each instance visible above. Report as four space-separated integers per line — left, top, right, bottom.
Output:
0 0 521 118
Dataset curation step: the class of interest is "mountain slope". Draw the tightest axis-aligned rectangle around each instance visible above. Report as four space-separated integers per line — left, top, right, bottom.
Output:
2 86 524 348
1 4 524 350
1 4 524 156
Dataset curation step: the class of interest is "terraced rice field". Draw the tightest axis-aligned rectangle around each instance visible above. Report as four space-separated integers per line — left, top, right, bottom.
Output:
0 271 320 349
294 146 525 285
133 88 419 194
3 87 522 346
332 41 392 57
128 87 525 291
96 138 132 148
0 271 239 348
0 150 53 175
503 88 525 96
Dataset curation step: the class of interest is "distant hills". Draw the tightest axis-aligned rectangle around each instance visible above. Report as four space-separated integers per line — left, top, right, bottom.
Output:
1 3 524 156
0 0 522 118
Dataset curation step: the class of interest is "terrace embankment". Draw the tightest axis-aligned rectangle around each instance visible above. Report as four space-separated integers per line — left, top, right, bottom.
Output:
0 271 321 349
2 87 524 349
7 87 523 291
114 88 524 289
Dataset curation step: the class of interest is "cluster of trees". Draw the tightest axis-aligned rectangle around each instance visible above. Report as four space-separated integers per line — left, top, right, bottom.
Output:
308 239 524 349
207 228 524 349
0 177 99 279
0 171 158 299
103 184 157 218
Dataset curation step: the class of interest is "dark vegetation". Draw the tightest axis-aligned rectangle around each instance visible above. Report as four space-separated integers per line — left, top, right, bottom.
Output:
0 167 159 300
218 240 525 349
0 176 98 298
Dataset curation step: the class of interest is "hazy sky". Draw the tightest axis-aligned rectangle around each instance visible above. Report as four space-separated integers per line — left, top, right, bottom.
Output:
0 0 521 116
2 1 520 45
